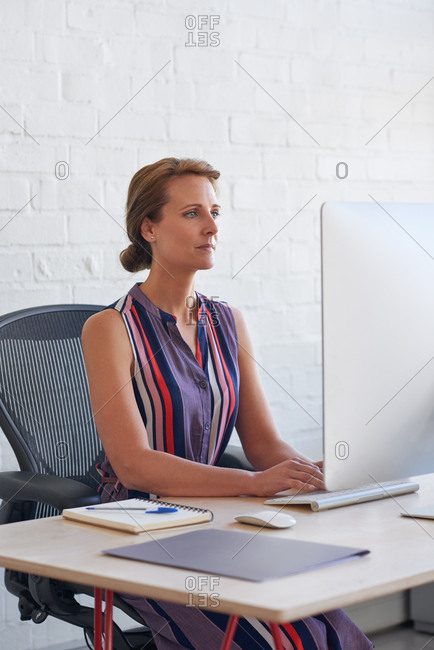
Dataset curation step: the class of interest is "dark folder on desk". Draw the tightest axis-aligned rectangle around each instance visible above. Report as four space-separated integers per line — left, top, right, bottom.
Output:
104 529 369 582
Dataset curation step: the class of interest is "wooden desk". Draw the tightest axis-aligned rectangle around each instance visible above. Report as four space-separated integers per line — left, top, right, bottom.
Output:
1 475 434 647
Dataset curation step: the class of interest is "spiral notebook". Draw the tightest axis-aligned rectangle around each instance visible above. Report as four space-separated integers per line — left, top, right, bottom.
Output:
62 499 213 534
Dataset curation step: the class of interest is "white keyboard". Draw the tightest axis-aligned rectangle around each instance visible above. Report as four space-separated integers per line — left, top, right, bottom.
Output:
264 480 420 512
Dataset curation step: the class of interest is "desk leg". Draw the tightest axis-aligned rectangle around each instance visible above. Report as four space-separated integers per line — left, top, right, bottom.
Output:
221 616 284 650
221 615 239 649
94 587 114 650
269 622 284 650
104 589 114 650
94 588 103 650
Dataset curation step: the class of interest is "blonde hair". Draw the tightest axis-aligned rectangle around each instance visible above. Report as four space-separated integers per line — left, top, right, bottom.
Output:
120 157 220 272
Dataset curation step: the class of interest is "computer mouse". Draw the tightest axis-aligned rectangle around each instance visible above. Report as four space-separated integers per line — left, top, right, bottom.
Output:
234 510 296 529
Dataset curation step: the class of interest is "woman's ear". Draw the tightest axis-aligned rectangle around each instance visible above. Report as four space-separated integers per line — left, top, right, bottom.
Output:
141 218 155 242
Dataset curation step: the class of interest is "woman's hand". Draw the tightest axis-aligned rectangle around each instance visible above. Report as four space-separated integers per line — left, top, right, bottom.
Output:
251 457 325 497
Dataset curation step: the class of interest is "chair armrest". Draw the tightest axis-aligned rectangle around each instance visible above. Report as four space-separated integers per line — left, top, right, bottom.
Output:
0 471 101 510
217 445 254 471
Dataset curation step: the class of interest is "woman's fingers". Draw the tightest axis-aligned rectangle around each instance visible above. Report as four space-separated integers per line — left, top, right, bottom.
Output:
289 471 324 491
254 457 326 496
286 458 324 484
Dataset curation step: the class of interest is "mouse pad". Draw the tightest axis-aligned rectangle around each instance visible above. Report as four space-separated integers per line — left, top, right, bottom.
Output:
103 528 370 581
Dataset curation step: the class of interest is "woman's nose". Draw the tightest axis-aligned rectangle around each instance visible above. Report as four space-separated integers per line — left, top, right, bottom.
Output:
205 213 219 234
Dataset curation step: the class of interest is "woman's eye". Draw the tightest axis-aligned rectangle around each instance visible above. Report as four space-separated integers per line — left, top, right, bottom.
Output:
184 210 220 219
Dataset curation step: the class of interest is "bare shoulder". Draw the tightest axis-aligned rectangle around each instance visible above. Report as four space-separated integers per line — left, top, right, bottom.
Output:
82 307 125 339
226 303 240 318
226 304 253 352
226 304 243 326
81 308 132 357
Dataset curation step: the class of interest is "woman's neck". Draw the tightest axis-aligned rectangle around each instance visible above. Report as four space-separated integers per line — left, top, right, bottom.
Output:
139 272 198 321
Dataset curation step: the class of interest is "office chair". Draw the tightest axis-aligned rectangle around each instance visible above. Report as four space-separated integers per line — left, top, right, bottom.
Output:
0 304 252 650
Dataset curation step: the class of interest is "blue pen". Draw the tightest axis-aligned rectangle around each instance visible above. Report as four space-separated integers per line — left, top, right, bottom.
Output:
145 507 178 514
86 506 178 513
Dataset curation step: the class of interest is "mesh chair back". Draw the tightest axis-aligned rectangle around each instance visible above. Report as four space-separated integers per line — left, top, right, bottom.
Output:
0 305 105 516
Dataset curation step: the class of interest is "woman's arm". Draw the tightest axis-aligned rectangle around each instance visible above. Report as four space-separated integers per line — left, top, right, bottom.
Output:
82 309 322 497
232 307 324 486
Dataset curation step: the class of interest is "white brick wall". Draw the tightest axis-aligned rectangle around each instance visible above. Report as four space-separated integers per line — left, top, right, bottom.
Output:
0 1 433 647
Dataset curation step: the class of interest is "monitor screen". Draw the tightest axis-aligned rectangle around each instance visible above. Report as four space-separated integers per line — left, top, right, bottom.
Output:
321 201 434 491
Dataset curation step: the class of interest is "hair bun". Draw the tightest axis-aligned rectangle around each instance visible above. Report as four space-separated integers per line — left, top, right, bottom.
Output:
120 240 151 273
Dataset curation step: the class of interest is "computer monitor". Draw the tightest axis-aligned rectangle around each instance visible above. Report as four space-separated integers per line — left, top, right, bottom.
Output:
321 201 434 491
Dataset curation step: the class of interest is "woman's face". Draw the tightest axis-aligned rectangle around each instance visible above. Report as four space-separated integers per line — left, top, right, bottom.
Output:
143 174 220 274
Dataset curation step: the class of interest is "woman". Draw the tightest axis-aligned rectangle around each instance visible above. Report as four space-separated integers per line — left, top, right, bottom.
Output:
82 157 373 649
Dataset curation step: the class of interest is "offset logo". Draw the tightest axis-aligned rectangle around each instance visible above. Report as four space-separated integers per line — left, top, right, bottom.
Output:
185 576 220 608
185 295 220 327
185 15 220 47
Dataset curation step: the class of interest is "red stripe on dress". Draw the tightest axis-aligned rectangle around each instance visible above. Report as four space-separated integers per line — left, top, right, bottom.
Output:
131 304 175 455
203 303 236 460
196 339 203 367
203 304 236 414
124 307 162 451
281 622 305 650
195 306 203 368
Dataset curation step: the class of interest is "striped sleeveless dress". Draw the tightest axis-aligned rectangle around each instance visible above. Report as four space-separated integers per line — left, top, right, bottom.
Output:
97 284 373 650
